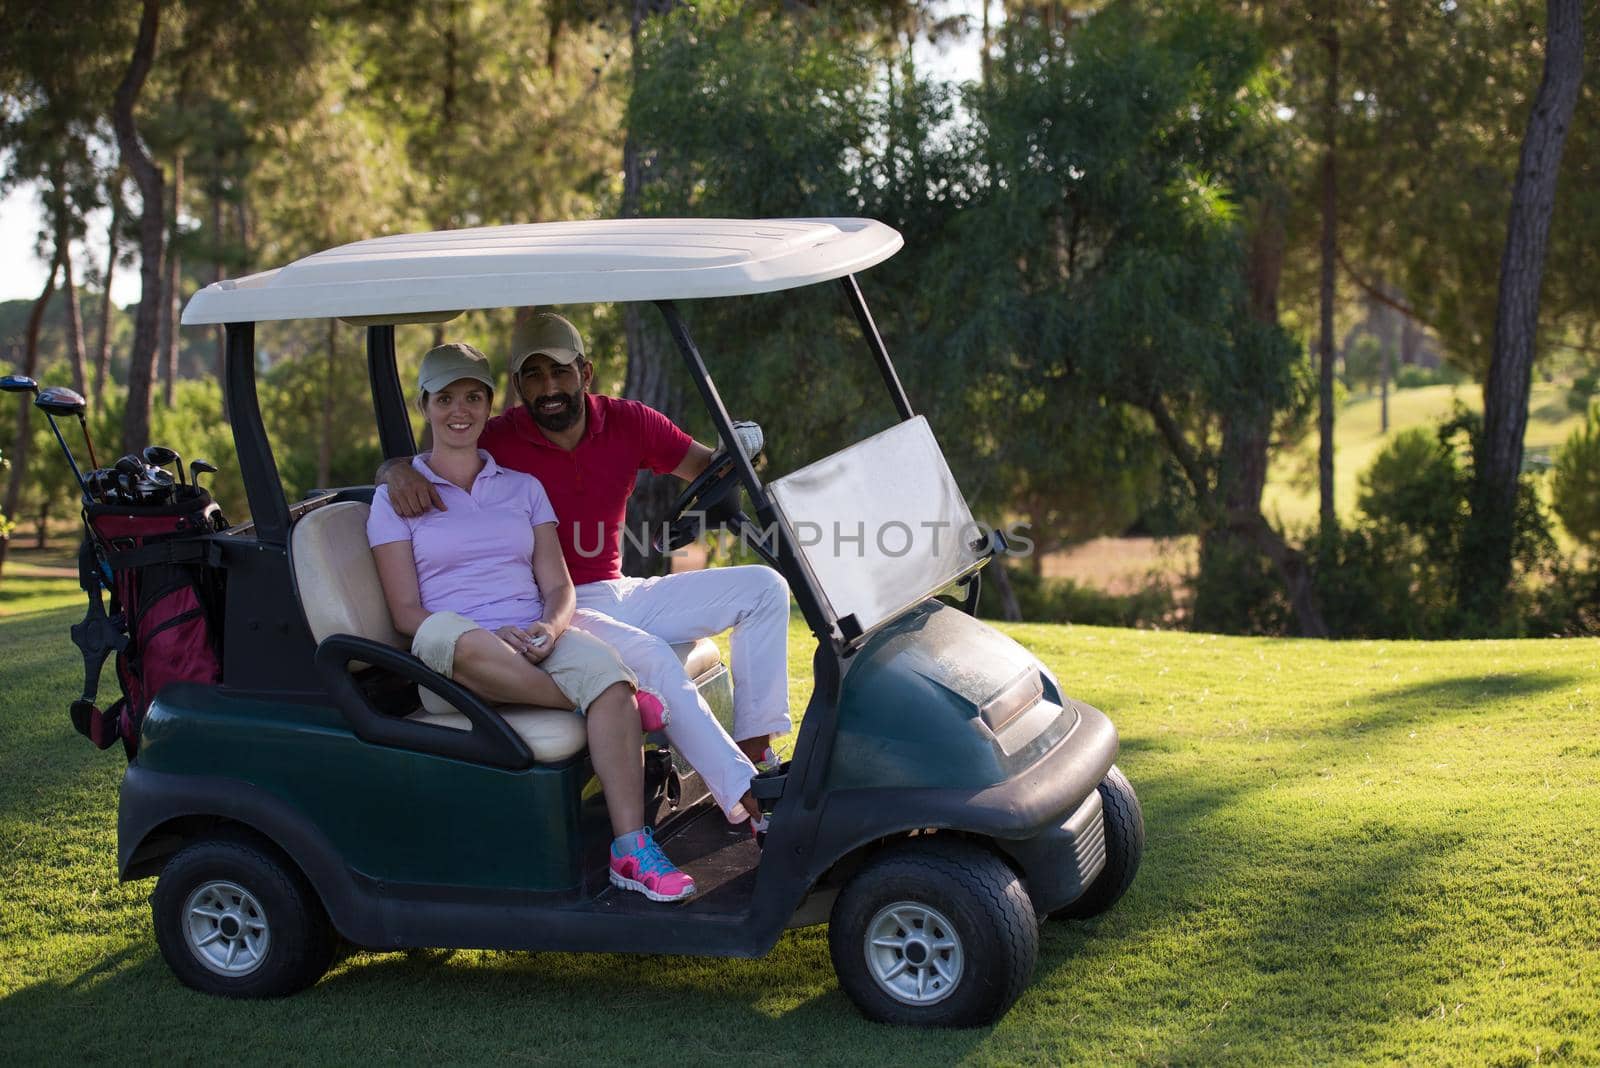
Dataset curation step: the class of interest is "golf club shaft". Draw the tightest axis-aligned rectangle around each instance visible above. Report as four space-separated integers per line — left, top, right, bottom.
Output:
43 413 91 501
77 414 100 470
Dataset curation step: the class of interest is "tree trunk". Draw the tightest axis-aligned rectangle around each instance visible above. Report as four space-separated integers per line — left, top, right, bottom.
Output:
1380 348 1390 432
986 560 1022 622
35 499 51 550
619 0 684 578
94 176 122 397
1197 197 1328 637
1316 6 1340 536
1464 0 1584 625
159 153 184 407
1372 286 1399 434
112 0 166 455
60 223 89 397
0 259 61 585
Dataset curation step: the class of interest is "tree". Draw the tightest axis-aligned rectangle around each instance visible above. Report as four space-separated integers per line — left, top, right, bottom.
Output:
1462 0 1584 626
0 258 57 584
110 0 167 455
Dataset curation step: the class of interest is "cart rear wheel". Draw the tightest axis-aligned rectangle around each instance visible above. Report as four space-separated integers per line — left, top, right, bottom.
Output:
152 836 334 998
829 840 1037 1027
1054 764 1144 920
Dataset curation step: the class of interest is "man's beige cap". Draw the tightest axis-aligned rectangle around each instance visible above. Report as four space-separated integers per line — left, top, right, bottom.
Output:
510 313 586 377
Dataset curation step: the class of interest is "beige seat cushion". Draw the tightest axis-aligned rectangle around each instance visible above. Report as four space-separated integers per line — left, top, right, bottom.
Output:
292 500 725 766
407 704 590 763
412 636 724 762
677 637 722 680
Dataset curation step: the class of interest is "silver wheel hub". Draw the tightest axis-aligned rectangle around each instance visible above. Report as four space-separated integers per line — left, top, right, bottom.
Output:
864 901 964 1006
183 880 270 977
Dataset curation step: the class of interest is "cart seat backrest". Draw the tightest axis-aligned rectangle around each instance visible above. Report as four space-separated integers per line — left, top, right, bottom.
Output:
292 500 407 649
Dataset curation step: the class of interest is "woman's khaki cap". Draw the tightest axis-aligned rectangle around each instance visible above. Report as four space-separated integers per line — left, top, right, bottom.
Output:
510 313 586 377
418 342 497 394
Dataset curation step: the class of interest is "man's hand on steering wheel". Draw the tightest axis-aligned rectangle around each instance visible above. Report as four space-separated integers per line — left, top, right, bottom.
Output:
656 421 763 553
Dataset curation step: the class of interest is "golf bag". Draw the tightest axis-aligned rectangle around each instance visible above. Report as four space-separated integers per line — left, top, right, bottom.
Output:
70 489 227 758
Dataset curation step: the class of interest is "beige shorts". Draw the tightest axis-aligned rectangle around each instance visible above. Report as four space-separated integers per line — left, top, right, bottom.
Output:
412 611 637 714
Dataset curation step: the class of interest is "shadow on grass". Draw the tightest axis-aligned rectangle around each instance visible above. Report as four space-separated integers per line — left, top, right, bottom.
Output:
3 932 993 1064
1317 669 1581 740
0 574 83 615
1032 758 1475 1062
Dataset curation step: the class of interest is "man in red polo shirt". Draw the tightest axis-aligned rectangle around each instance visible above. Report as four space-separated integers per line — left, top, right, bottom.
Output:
382 314 788 823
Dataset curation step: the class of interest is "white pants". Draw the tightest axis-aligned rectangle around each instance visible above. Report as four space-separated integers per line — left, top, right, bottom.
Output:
571 566 792 817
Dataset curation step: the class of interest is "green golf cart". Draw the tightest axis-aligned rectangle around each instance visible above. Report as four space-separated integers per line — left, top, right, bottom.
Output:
120 217 1143 1027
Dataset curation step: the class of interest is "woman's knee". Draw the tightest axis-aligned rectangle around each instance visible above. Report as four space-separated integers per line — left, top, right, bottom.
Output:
448 628 497 672
596 680 635 705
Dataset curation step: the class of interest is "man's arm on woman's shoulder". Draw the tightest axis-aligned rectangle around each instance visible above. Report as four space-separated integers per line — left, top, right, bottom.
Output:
375 456 445 517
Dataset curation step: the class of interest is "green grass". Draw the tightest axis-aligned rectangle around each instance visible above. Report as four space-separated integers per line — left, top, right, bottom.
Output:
1262 382 1589 530
3 604 1597 1064
0 547 82 618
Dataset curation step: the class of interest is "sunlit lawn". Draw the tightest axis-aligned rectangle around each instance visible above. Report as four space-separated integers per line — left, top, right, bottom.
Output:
0 546 82 618
2 585 1597 1064
1263 382 1588 531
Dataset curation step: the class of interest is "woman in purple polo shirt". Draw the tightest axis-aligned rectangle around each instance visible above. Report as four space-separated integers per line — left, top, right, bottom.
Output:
367 342 694 903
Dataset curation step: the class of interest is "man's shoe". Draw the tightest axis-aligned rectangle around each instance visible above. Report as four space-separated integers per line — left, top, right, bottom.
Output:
610 828 696 902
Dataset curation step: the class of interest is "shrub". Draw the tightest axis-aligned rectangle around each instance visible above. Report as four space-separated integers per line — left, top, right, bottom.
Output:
1190 533 1292 636
984 564 1175 628
1394 363 1467 390
1313 411 1567 638
1551 405 1600 549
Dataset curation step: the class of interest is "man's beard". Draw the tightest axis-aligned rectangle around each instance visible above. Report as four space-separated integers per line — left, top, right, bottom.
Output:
528 387 584 432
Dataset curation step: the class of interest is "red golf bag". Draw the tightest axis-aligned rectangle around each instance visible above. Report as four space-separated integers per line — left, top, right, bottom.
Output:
70 489 227 758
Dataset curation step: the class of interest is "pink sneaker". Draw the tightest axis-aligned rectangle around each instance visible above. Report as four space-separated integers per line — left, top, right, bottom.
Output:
610 828 696 902
636 690 668 733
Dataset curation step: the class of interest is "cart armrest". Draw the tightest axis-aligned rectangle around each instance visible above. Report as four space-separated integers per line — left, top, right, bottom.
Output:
313 634 535 771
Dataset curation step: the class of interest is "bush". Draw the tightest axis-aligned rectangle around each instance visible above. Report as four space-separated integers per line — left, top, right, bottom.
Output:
1311 411 1569 638
984 564 1174 628
1190 533 1292 636
1394 363 1467 390
1551 405 1600 549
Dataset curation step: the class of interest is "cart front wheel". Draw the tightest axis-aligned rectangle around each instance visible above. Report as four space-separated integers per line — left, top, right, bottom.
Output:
152 835 334 998
1054 764 1144 920
829 840 1037 1027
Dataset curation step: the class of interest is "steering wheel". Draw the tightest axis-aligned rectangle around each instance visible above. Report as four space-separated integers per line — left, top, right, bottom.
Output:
655 422 763 553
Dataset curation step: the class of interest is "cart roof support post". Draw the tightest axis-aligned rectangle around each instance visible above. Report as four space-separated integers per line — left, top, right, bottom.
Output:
367 325 415 460
653 300 835 642
225 321 290 544
838 274 914 422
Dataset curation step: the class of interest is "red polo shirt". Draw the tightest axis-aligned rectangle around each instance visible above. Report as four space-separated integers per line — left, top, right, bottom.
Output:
479 393 693 585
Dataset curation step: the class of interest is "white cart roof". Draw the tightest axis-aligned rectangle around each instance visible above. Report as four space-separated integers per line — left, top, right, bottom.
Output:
181 217 903 325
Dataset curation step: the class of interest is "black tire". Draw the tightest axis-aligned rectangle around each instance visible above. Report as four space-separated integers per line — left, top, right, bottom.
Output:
151 835 335 998
829 839 1038 1028
1054 764 1144 920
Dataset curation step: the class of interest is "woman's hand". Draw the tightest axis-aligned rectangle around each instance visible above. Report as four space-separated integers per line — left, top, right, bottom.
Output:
495 622 558 664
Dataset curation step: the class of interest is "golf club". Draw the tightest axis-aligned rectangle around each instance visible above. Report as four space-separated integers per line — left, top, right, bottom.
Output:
16 384 91 500
34 384 101 472
190 459 217 492
144 444 185 485
85 467 119 502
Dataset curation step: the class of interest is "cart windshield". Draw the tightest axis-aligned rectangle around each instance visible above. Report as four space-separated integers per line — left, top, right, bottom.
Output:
766 416 985 640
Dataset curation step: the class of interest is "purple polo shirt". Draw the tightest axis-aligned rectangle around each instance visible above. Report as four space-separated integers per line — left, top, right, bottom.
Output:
367 452 557 631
